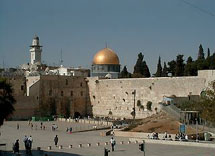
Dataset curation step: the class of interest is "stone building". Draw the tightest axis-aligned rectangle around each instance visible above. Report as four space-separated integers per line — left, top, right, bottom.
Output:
26 75 90 118
5 75 38 119
91 48 120 78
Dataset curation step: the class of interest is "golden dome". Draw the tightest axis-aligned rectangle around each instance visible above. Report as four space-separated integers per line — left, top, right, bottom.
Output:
93 48 120 65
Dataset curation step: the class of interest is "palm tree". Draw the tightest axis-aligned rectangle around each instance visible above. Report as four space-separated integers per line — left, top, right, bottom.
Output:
0 78 16 126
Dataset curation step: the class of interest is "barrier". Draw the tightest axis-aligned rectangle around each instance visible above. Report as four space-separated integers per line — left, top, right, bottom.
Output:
69 145 73 148
79 144 82 148
59 145 63 149
87 143 91 147
128 141 131 144
120 141 124 144
96 142 100 146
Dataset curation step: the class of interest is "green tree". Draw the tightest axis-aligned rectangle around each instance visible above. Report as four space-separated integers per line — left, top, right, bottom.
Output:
162 62 168 77
198 44 204 60
207 48 210 58
146 101 152 111
133 53 150 78
0 78 16 126
167 60 176 76
120 66 131 78
133 53 144 75
184 56 196 76
142 61 151 77
155 56 162 77
209 53 215 69
175 54 185 76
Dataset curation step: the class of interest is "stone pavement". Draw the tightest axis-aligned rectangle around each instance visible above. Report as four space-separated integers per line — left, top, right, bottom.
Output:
0 121 215 156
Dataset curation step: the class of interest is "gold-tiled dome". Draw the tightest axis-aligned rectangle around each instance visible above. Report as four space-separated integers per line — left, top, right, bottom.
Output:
92 48 120 65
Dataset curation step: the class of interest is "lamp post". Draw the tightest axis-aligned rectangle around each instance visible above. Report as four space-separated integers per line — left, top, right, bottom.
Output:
132 90 136 122
195 118 198 142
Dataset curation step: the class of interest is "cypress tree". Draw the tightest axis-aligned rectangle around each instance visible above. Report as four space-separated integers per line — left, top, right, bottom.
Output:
142 61 151 77
184 56 194 76
162 62 168 77
120 66 131 78
167 60 176 76
133 53 144 75
155 56 162 77
175 54 185 76
207 48 210 58
198 44 205 60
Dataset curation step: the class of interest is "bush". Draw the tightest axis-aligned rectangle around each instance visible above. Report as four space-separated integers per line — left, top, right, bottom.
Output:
137 100 141 107
147 101 152 111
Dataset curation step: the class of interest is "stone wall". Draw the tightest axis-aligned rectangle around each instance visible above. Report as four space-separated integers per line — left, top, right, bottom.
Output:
37 75 90 117
6 76 39 119
87 70 215 119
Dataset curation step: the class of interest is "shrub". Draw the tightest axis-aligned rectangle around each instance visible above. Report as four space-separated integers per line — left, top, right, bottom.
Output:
147 101 152 111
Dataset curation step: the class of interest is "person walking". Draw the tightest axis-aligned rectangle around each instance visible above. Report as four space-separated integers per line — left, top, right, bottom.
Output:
13 139 19 154
110 137 116 152
28 136 33 149
54 135 58 147
23 135 28 150
17 123 19 130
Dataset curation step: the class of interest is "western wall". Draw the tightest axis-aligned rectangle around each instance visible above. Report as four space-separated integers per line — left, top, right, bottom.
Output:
87 70 215 119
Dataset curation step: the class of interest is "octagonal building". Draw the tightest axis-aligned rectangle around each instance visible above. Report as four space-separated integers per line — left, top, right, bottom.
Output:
91 48 120 78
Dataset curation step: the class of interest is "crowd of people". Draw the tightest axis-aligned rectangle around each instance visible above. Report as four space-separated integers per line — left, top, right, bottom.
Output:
148 132 190 141
13 135 33 154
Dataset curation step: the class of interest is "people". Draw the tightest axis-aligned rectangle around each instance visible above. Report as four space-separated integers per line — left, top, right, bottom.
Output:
28 136 33 149
54 135 59 147
110 137 116 152
69 127 72 134
185 134 188 141
23 135 28 150
13 139 19 154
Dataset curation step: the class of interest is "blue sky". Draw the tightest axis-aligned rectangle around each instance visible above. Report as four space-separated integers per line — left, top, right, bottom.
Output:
0 0 215 74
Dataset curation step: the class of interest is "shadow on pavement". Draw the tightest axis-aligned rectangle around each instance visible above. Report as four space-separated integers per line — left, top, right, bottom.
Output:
0 150 82 156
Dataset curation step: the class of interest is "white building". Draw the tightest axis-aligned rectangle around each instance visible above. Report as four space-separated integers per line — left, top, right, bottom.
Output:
30 35 42 65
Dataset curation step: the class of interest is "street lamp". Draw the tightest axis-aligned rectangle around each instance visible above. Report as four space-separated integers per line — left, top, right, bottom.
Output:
132 90 136 121
195 118 198 142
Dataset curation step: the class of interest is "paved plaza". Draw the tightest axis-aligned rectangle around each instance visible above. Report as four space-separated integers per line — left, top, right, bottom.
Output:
0 121 215 156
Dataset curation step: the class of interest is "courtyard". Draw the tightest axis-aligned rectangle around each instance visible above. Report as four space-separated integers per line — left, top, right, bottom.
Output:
0 121 214 156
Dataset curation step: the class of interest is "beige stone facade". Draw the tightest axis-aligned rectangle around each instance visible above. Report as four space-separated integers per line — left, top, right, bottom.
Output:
6 76 38 119
4 70 215 120
25 75 90 118
87 70 215 119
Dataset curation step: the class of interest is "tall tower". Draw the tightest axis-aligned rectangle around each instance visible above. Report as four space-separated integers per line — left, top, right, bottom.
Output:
30 35 42 65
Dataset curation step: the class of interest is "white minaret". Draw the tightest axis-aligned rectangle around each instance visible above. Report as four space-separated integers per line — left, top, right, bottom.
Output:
30 35 42 65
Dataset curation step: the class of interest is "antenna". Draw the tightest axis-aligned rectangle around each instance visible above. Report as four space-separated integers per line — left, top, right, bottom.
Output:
60 49 63 65
3 58 5 69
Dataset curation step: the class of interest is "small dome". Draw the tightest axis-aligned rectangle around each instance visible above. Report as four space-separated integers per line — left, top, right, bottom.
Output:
92 48 120 65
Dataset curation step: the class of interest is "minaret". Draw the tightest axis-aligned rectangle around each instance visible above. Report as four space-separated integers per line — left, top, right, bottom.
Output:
30 35 42 65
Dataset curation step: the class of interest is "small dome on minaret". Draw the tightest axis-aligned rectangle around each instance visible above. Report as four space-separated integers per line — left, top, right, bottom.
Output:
31 35 41 47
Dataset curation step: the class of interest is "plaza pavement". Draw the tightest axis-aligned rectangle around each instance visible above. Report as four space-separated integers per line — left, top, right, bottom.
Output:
0 121 215 156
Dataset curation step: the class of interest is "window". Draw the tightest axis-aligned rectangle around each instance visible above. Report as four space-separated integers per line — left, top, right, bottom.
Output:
80 91 83 96
71 91 73 96
61 91 64 96
49 90 52 96
80 82 83 87
21 85 24 91
66 79 68 85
